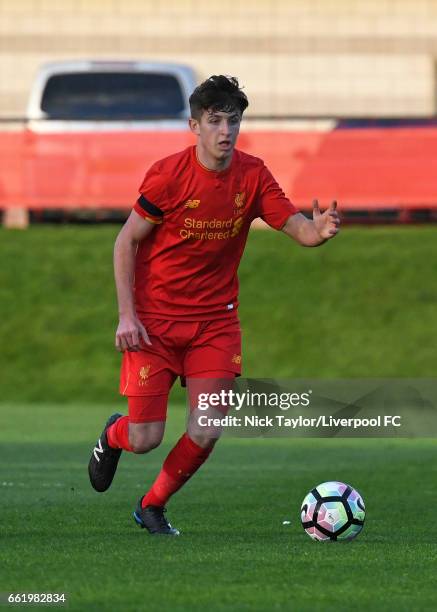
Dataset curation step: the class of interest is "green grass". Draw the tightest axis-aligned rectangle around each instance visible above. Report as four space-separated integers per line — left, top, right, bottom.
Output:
1 226 437 403
1 403 436 612
1 226 437 610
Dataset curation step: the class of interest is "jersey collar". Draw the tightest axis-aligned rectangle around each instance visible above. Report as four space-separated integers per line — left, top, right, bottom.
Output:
192 145 236 178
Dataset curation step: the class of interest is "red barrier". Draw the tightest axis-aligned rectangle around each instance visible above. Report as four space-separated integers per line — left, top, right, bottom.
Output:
239 129 437 209
1 128 437 209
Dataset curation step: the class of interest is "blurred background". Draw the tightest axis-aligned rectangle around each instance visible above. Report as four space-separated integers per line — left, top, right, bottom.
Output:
1 0 437 118
1 0 437 224
1 0 436 397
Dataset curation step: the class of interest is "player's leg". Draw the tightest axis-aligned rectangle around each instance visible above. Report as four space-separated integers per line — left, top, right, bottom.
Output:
130 392 189 535
107 395 168 453
185 315 242 448
134 318 241 535
88 321 176 493
137 372 235 522
88 393 172 493
185 375 235 448
137 317 242 514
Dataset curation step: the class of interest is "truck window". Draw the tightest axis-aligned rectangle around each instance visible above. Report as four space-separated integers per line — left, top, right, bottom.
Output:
40 72 186 120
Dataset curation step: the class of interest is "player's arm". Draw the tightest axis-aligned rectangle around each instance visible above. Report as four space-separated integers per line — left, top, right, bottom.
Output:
114 209 156 351
282 200 340 246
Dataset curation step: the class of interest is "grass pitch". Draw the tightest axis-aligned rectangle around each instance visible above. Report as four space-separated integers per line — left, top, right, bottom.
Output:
1 226 437 403
1 403 437 612
1 226 437 610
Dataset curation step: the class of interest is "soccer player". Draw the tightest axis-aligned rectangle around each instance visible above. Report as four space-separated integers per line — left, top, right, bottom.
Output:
88 75 340 535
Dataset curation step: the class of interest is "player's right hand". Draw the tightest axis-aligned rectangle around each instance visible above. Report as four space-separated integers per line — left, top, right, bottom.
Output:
115 316 152 352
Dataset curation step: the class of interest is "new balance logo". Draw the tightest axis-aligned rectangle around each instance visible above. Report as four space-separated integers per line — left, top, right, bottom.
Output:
184 199 200 209
93 438 104 462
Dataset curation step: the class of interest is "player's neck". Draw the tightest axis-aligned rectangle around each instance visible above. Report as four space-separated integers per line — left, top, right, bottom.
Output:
195 145 233 172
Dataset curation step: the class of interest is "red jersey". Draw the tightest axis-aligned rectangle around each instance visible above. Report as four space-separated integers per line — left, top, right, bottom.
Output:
133 145 298 320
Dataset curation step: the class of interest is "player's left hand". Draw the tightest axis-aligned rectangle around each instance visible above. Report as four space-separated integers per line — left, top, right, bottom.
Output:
312 199 340 240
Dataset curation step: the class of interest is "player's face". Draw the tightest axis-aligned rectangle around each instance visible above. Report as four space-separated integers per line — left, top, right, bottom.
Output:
190 109 241 167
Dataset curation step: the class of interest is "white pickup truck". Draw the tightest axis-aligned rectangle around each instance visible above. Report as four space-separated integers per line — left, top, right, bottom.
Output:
27 60 197 131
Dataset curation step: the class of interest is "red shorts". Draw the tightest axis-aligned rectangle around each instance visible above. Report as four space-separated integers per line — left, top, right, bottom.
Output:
120 316 242 422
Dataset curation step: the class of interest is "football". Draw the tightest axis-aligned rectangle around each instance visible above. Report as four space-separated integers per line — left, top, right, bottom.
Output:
300 481 365 542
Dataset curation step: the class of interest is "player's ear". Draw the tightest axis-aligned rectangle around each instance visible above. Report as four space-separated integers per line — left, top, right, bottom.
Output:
189 117 200 135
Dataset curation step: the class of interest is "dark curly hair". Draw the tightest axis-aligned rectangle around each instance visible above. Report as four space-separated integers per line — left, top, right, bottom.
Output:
189 75 249 119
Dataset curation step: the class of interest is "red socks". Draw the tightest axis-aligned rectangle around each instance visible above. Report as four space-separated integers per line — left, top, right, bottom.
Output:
107 416 133 452
141 433 212 508
107 419 213 507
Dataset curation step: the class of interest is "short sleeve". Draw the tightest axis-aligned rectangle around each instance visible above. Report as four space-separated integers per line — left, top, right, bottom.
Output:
256 164 299 230
133 162 169 225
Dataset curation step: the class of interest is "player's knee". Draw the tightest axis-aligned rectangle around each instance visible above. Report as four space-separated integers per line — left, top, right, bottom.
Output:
145 433 164 451
188 431 218 450
129 430 163 454
130 441 147 454
130 439 161 454
188 419 221 448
